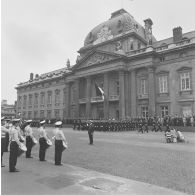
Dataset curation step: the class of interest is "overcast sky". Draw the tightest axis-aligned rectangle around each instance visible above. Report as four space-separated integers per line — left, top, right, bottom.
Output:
1 0 195 104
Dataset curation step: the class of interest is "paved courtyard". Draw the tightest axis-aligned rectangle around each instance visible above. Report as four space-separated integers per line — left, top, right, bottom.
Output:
2 128 195 195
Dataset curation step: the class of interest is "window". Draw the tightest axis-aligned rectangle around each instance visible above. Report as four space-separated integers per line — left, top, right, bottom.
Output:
140 79 147 95
71 85 76 103
40 110 45 119
55 109 60 119
23 111 26 118
161 106 168 117
55 89 60 105
63 109 66 118
180 72 191 91
23 95 27 108
141 106 148 118
34 94 38 106
18 96 22 107
40 93 45 105
159 75 168 93
160 56 165 62
47 110 52 119
182 106 192 117
63 88 66 105
137 42 141 49
34 111 38 119
28 111 32 119
47 91 52 104
115 80 119 95
130 43 134 50
29 95 32 106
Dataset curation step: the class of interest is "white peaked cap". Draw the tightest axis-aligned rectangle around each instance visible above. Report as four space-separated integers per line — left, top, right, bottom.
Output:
26 120 32 123
55 121 62 126
40 120 46 124
12 119 20 122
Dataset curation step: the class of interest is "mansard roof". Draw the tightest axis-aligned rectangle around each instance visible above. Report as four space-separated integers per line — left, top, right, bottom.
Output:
16 67 71 88
153 31 195 48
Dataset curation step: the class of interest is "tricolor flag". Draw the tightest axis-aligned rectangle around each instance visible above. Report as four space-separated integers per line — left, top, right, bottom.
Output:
95 83 104 100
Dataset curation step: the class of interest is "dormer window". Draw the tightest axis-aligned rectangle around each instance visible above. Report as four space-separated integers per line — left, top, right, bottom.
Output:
160 56 165 62
117 20 123 33
130 42 134 50
117 20 122 28
138 42 141 49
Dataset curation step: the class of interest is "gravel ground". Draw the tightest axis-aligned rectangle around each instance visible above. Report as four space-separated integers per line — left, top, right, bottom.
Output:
32 128 195 195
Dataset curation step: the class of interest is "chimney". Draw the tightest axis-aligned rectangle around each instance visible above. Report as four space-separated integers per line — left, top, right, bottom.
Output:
66 59 70 69
173 27 182 43
30 73 34 81
35 74 39 79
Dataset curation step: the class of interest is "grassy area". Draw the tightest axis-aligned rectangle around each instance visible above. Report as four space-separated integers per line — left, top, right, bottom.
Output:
32 128 195 195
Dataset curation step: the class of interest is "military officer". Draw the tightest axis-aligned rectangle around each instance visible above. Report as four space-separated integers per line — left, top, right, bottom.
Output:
4 119 10 152
53 121 67 165
1 117 9 167
38 120 49 161
9 119 22 172
25 120 35 158
88 120 94 145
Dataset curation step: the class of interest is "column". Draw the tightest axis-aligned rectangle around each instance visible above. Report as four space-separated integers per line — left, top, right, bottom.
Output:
125 72 131 117
74 79 79 118
169 69 177 115
130 69 137 117
65 82 70 118
148 66 156 116
86 76 91 119
104 73 109 119
119 70 125 119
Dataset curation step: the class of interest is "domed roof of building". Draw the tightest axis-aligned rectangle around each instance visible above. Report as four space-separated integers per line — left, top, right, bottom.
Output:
84 9 152 46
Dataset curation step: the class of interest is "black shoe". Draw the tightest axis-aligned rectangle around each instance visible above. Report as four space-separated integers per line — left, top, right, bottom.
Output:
1 165 5 167
55 163 63 166
10 169 20 172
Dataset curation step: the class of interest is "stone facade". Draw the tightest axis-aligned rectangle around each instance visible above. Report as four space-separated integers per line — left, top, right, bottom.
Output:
16 9 195 120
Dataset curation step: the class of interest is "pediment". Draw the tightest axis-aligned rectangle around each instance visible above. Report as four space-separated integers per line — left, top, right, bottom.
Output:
177 66 192 72
73 50 125 70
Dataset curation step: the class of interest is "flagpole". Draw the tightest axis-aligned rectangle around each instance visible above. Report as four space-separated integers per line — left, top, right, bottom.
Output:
121 0 124 8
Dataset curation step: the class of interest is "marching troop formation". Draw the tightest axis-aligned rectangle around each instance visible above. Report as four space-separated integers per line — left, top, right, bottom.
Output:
72 116 194 132
1 115 188 172
1 117 68 172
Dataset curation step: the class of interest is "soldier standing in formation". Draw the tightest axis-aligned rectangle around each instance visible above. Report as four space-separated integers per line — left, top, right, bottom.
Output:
53 121 68 165
4 119 10 152
38 120 49 161
25 120 35 158
9 119 22 172
1 117 9 167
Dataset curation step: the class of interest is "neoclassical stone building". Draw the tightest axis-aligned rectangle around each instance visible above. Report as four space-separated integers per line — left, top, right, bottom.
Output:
16 9 195 120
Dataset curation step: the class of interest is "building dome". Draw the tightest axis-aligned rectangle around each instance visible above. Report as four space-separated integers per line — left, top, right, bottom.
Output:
84 9 150 46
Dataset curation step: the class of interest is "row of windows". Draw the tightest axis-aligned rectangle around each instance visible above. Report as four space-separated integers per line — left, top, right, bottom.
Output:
142 105 168 118
22 109 62 119
139 71 191 95
141 105 193 118
18 90 65 108
18 71 192 108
